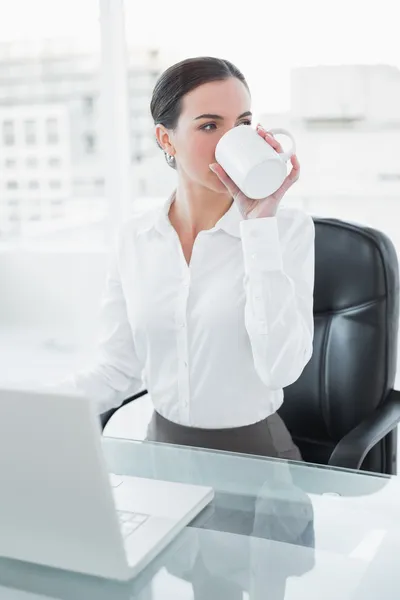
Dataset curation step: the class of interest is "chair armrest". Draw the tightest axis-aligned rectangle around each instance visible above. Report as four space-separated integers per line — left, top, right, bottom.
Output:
328 389 400 470
100 389 148 431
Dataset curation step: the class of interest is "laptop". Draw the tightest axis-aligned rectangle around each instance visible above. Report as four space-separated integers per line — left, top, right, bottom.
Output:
0 388 214 581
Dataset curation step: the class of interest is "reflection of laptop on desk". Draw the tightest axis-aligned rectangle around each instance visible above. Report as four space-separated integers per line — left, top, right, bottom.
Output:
0 388 214 581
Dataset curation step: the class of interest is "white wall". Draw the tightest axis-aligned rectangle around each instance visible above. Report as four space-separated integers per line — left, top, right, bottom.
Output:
0 250 108 387
0 250 107 338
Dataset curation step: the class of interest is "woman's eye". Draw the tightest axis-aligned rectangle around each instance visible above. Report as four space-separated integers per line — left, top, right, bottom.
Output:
200 120 251 131
200 123 217 132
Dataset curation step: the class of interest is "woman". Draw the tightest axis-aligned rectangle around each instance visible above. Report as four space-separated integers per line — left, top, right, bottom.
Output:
61 56 315 461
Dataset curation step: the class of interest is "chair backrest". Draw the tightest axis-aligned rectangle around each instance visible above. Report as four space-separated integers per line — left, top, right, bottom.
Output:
279 218 399 472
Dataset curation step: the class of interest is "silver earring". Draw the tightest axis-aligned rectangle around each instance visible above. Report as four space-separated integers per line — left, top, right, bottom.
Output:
165 153 176 168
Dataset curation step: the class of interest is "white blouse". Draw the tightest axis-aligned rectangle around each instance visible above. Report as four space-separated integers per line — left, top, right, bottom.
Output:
61 196 315 429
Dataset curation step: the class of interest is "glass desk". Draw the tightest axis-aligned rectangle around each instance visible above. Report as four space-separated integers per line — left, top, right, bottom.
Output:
1 436 400 599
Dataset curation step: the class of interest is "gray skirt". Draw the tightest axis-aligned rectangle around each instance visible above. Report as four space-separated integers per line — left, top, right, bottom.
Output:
146 411 302 462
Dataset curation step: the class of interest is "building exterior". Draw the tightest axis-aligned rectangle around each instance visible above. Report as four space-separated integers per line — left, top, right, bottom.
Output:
260 65 400 203
0 39 162 238
0 103 71 236
2 52 400 243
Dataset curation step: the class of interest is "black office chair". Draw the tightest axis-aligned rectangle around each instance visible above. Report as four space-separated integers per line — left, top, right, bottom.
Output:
280 217 400 475
101 218 400 475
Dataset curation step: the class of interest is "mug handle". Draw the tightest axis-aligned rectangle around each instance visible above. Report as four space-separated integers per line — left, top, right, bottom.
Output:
268 128 296 162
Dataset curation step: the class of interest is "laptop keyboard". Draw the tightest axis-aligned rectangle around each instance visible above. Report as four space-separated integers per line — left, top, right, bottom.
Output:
108 475 150 539
117 510 149 539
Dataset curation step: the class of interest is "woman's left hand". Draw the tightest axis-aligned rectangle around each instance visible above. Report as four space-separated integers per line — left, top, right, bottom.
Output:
209 124 300 219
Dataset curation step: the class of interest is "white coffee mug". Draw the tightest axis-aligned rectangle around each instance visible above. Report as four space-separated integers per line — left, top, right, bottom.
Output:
215 126 296 199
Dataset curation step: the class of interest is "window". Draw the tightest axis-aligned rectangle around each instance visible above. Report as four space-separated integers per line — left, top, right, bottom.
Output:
49 180 62 190
131 131 142 159
83 95 95 115
47 133 59 145
3 120 15 146
24 120 37 145
138 179 146 195
26 157 38 168
0 5 106 249
46 118 59 145
304 117 360 130
148 49 159 61
0 1 108 420
83 133 96 154
378 173 400 181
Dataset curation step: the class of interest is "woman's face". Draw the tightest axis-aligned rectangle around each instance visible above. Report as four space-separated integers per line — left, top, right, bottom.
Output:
158 77 252 193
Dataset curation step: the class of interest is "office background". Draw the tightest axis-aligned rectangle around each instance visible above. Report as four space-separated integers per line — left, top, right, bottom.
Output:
0 0 399 436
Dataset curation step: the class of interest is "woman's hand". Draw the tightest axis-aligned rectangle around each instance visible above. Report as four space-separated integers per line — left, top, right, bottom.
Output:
209 125 300 219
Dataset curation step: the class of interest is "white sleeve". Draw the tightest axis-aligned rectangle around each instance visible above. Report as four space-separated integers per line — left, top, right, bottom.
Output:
49 234 144 415
240 208 315 390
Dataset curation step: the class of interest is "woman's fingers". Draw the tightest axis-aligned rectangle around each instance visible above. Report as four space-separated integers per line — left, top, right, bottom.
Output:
256 124 284 154
291 153 301 174
209 163 241 199
274 154 301 198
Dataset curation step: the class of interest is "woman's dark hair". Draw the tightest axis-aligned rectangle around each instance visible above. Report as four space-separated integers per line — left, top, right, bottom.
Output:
150 56 250 168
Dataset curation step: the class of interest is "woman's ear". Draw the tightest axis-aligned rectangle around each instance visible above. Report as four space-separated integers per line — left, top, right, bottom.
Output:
155 124 176 158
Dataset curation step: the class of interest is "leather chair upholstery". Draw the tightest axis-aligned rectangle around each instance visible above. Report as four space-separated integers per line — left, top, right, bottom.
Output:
280 218 400 473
